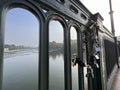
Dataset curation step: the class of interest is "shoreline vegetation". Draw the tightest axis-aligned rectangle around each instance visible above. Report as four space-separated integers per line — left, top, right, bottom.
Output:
4 40 77 53
4 44 37 53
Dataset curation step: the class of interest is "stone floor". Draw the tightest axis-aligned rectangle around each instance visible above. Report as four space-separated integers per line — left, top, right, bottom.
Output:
112 68 120 90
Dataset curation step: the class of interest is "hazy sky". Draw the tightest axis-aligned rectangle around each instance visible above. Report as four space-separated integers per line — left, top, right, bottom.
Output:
81 0 120 36
49 21 63 43
5 8 39 47
5 1 120 47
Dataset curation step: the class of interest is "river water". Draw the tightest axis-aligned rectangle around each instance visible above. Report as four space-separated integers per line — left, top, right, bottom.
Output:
2 49 38 90
2 49 88 90
2 49 65 90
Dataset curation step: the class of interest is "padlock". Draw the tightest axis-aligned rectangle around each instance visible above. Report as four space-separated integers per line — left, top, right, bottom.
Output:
89 24 94 29
89 55 95 63
71 58 76 67
89 55 99 68
91 68 94 78
95 54 100 60
92 35 98 41
95 47 100 52
71 57 85 67
94 60 99 68
76 57 85 67
86 65 94 78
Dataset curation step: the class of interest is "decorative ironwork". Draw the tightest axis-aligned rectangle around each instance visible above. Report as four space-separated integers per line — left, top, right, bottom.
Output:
0 0 119 90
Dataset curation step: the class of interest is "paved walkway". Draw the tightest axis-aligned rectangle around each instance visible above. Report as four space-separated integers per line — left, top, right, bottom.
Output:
112 68 120 90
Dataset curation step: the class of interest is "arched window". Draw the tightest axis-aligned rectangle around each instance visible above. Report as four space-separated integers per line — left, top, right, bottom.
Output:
49 19 64 90
3 8 39 90
70 26 79 90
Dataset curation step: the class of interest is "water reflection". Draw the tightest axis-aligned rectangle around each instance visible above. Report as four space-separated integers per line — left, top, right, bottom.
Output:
49 20 64 90
49 51 63 60
3 52 38 90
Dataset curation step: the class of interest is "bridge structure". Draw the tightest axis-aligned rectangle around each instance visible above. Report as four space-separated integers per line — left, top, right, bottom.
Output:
0 0 120 90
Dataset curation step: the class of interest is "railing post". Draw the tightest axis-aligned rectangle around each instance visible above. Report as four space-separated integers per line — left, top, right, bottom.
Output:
0 7 5 90
114 37 120 68
109 0 119 68
78 32 84 90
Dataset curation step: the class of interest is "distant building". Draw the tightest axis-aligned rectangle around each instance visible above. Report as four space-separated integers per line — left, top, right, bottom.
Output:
4 48 9 52
4 47 18 53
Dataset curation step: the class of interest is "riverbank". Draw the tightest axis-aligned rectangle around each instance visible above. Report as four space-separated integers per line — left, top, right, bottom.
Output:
4 49 18 53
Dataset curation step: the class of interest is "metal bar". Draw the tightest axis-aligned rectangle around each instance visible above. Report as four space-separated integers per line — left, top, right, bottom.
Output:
77 32 84 90
64 26 72 90
0 7 5 90
40 20 49 90
114 37 120 68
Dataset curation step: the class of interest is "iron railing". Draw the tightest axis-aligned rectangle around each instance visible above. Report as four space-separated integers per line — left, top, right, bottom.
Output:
104 40 117 79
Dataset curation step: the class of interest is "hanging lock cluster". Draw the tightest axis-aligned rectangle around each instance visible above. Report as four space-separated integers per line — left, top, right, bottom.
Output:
86 54 100 78
71 20 101 79
86 19 100 78
71 57 85 67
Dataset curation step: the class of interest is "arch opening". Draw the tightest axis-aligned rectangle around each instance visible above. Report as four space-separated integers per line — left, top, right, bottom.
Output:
70 26 79 90
49 19 64 90
3 8 39 90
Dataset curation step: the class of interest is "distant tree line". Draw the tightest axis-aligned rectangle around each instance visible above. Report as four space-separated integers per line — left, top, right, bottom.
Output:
4 44 35 50
49 41 63 53
49 40 77 54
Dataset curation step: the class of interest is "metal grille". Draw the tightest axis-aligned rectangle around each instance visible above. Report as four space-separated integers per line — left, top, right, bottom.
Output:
118 41 120 56
104 40 117 79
